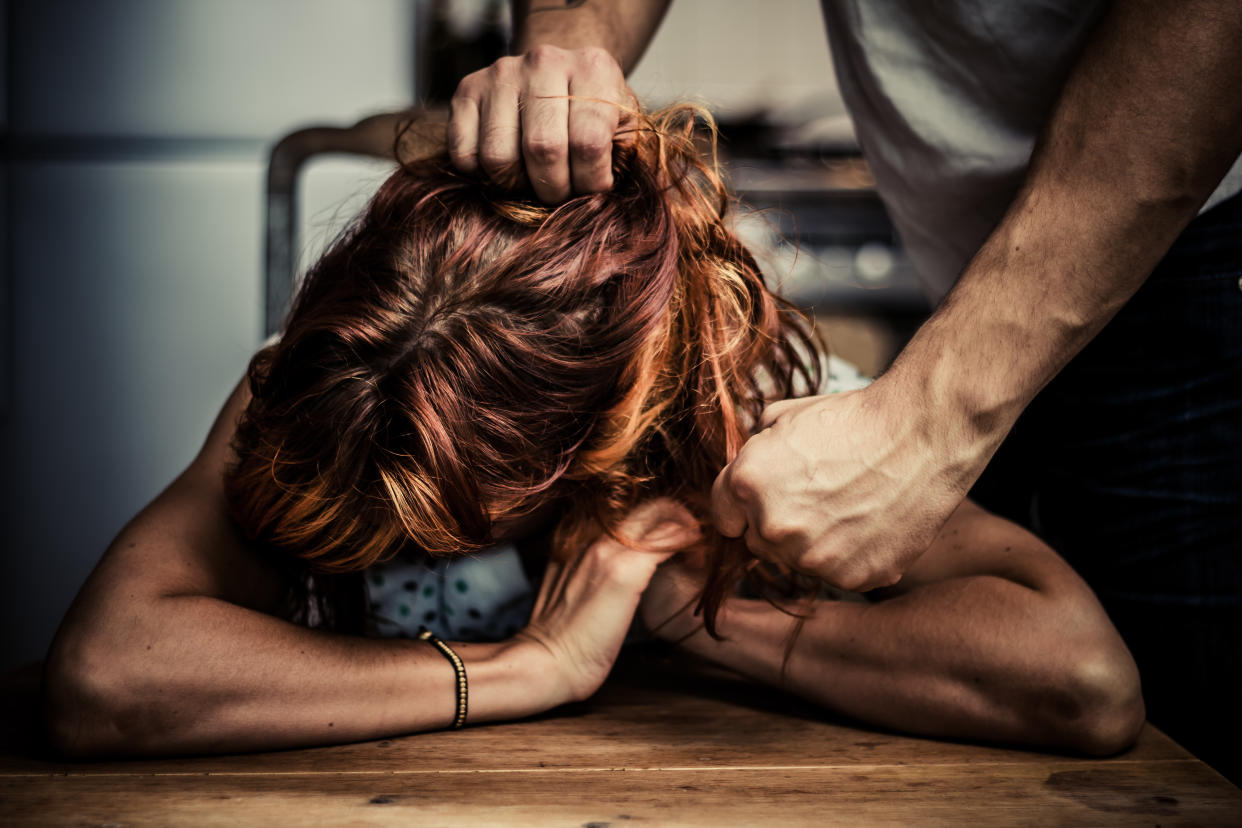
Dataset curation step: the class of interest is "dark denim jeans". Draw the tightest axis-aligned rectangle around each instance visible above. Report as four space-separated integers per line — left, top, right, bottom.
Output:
971 192 1242 780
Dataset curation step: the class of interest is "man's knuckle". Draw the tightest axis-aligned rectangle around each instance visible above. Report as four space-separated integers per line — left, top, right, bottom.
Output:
569 128 611 161
880 566 904 588
524 134 566 166
449 90 477 114
452 70 484 100
843 563 898 593
728 476 756 505
730 447 755 473
808 554 853 589
796 546 828 573
487 56 519 82
576 46 614 72
835 570 868 592
753 516 793 547
525 44 565 68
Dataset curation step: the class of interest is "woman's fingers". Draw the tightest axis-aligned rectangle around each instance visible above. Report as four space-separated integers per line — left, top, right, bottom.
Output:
532 499 699 617
616 498 700 543
629 520 703 565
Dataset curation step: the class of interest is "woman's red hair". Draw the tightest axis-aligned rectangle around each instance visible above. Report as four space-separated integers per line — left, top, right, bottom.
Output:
224 103 821 635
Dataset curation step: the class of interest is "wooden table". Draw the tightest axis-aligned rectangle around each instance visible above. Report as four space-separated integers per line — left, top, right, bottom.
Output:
2 649 1239 826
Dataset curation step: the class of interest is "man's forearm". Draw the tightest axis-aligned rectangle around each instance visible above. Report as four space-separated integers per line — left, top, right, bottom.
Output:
890 0 1242 463
512 0 670 72
45 596 560 757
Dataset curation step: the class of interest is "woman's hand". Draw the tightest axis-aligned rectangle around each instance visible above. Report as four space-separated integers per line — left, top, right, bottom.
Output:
511 498 701 704
638 548 711 644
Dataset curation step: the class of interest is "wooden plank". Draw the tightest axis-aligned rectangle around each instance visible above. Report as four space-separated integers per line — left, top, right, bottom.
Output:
3 761 1239 826
0 653 1187 776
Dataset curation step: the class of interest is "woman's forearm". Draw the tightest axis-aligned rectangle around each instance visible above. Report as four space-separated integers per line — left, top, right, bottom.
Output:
670 580 1143 755
44 595 560 757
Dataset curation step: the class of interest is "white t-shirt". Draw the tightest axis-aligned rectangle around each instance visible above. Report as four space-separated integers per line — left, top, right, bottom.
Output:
821 0 1242 301
366 354 872 641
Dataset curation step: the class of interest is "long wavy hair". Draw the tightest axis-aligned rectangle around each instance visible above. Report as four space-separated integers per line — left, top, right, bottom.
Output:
224 103 822 636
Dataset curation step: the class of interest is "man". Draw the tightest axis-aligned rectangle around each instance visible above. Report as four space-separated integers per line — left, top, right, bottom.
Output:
447 0 1242 778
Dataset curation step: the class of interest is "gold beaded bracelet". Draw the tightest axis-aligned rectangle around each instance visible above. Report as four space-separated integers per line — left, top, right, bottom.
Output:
418 626 468 729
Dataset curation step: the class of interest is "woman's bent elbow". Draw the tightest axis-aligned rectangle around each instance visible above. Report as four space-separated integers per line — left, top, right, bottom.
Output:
1058 646 1146 756
43 638 138 758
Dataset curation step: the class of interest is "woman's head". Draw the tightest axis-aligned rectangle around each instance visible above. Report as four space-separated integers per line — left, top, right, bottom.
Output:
224 103 820 633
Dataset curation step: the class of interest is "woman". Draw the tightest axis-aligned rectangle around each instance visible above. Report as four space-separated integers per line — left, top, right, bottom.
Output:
43 105 1144 758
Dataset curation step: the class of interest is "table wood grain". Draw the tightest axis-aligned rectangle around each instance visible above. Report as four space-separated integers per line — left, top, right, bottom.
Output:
2 648 1239 826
